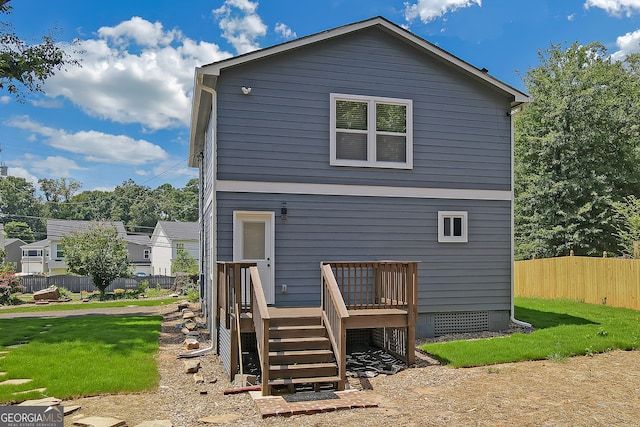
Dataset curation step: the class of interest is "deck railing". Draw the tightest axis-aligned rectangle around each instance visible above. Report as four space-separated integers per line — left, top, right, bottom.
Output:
326 261 418 312
249 266 271 395
216 262 256 329
320 263 348 391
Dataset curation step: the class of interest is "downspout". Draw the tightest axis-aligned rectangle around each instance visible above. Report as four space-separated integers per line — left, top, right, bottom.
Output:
509 104 532 330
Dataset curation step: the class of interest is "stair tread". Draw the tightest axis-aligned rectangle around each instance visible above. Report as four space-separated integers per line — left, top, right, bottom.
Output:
270 324 325 330
268 376 342 386
270 336 329 343
270 362 337 370
269 349 333 356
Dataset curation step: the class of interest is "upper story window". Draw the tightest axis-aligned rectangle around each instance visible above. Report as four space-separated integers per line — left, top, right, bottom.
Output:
23 249 42 257
330 93 413 169
438 211 468 243
56 246 65 259
176 243 184 251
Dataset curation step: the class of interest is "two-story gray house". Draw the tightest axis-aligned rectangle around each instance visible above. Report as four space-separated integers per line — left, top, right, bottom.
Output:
189 17 531 390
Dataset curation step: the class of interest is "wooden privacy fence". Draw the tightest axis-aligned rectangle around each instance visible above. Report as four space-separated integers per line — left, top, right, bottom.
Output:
19 275 176 294
515 256 640 310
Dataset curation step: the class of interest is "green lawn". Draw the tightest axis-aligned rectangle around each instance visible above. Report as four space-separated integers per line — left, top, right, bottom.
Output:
0 315 162 403
0 297 180 314
421 297 640 367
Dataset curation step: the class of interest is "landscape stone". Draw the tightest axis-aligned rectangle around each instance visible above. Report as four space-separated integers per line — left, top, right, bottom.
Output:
199 414 240 424
184 338 199 350
183 359 201 373
0 378 32 386
18 397 62 406
13 387 47 395
133 420 172 427
34 286 60 301
177 302 189 311
193 373 204 384
184 320 197 330
182 311 195 320
73 416 127 427
64 405 82 415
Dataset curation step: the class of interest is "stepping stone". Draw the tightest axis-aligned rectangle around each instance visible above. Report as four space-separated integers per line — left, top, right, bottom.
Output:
0 378 32 386
13 387 47 395
7 343 28 348
73 416 126 427
19 397 62 406
199 414 240 424
0 351 8 354
182 311 196 320
64 406 82 415
0 372 6 376
133 421 172 427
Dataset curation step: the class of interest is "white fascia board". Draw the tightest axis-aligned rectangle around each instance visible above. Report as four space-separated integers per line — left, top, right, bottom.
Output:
216 180 512 201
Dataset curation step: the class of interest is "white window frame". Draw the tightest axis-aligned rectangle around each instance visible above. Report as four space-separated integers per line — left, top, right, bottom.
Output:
438 211 468 243
330 93 413 169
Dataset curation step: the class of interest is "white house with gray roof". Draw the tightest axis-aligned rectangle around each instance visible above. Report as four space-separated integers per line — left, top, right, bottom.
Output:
150 221 199 275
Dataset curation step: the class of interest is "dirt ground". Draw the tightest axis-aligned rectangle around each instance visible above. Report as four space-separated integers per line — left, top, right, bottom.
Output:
9 302 639 427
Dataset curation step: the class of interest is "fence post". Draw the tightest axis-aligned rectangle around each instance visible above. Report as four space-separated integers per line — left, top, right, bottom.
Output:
634 241 639 259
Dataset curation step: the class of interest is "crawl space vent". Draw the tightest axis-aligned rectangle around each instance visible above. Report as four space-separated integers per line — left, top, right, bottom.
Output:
434 311 489 336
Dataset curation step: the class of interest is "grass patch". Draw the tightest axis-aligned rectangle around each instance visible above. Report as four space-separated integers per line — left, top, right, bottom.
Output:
421 297 640 367
0 315 161 403
0 298 180 314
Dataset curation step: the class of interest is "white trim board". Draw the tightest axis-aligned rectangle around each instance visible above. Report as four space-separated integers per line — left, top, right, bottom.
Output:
216 180 512 201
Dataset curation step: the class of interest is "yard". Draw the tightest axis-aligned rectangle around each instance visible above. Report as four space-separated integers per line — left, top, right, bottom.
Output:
0 298 638 426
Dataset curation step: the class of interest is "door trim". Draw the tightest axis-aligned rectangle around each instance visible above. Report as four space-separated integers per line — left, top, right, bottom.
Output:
232 211 275 304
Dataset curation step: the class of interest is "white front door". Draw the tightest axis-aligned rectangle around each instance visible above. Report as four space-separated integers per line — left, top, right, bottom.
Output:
233 211 275 304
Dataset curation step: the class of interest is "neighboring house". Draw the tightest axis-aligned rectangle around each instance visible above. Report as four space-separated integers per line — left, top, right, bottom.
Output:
3 238 26 272
124 234 152 276
20 239 48 275
20 219 151 276
150 221 199 275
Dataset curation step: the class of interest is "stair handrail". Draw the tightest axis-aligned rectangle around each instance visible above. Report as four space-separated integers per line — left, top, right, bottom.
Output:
249 266 271 395
320 263 349 390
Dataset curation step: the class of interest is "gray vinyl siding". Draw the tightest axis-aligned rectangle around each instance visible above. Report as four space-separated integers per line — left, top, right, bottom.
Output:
215 27 512 191
216 192 511 316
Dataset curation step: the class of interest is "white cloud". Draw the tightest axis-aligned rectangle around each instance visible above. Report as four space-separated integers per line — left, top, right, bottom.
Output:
611 29 640 60
0 96 10 104
42 17 232 131
7 167 39 186
214 0 267 54
585 0 640 16
6 116 169 166
275 23 297 40
568 13 576 21
32 156 87 178
405 0 482 23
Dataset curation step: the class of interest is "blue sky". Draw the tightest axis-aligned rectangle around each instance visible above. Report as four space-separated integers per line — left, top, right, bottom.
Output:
1 0 639 192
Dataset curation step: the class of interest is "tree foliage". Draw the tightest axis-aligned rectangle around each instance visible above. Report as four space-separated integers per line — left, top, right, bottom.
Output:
3 221 34 242
0 176 44 236
171 247 198 275
612 195 640 257
515 42 640 259
0 0 80 98
61 223 131 297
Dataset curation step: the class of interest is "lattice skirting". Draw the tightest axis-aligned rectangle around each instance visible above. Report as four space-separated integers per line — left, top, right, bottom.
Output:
433 311 489 336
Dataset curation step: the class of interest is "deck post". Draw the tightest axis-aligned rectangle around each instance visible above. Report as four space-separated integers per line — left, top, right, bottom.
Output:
406 262 417 365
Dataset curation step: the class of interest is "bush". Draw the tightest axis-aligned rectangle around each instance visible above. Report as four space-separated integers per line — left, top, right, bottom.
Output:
0 272 22 306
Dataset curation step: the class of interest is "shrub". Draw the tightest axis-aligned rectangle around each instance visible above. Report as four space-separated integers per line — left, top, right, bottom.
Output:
0 272 22 305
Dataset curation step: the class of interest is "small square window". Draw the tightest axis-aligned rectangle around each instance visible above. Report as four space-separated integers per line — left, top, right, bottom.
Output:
438 211 468 243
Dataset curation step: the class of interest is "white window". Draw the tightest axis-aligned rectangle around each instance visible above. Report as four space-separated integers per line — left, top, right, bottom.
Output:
330 93 413 169
438 211 468 243
144 249 150 259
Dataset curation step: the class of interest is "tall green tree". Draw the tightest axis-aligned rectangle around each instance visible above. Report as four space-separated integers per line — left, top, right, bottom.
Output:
61 223 130 298
515 42 640 259
39 177 82 219
0 0 80 98
3 221 34 242
0 176 44 236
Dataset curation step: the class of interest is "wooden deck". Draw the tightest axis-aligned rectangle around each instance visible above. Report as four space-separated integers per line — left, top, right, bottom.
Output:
217 261 418 396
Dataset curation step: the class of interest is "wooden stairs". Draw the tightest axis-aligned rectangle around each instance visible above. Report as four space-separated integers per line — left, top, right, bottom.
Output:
266 309 340 392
